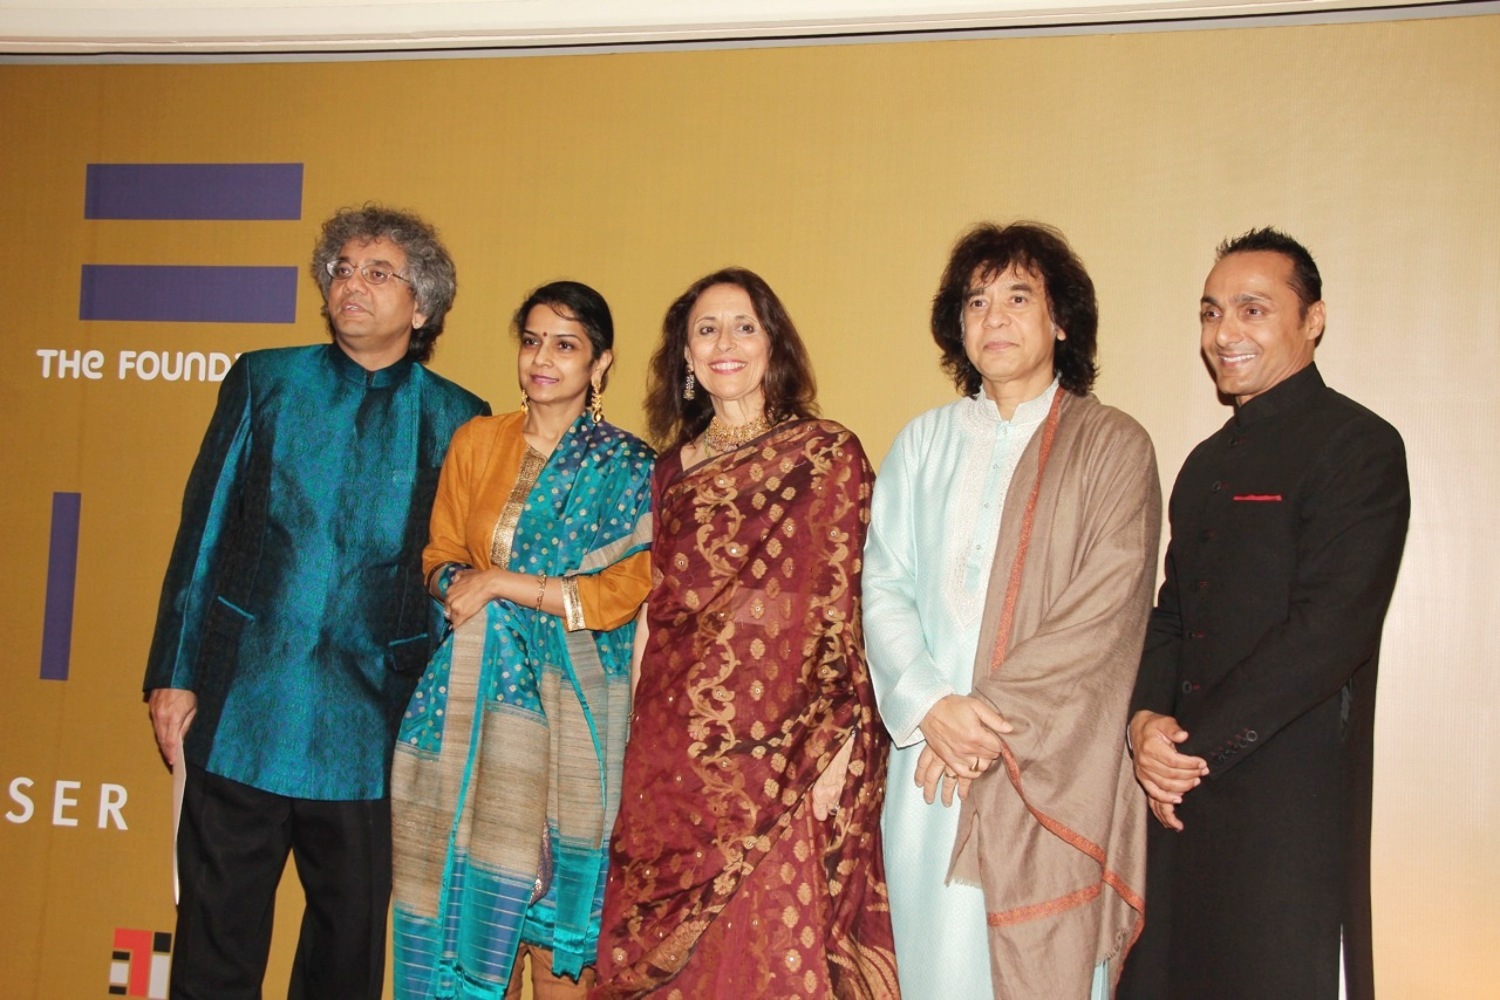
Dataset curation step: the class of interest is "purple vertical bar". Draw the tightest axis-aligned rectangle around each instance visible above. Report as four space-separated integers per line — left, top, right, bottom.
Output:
40 492 81 681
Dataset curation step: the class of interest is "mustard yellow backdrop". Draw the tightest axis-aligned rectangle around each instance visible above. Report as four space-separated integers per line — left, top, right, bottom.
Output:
2 11 1494 997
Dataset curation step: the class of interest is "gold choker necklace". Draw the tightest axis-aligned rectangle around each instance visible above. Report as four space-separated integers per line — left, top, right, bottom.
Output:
703 414 772 454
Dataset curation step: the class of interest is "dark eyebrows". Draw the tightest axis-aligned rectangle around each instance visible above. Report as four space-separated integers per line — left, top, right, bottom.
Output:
1200 290 1275 311
967 280 1037 298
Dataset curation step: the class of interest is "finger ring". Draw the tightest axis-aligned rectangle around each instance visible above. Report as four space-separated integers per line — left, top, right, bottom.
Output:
973 757 981 771
944 768 956 779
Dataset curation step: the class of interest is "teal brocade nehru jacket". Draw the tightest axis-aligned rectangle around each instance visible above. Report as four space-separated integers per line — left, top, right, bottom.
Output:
143 344 488 801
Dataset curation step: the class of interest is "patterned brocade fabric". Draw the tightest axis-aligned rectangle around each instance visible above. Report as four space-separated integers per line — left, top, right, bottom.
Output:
594 419 901 999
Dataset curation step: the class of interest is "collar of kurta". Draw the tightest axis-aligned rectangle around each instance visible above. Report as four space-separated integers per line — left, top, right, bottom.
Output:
1232 362 1325 428
325 341 416 388
966 377 1061 426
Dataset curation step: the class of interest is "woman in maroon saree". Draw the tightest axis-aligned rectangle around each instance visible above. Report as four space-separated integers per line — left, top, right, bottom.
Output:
593 269 899 999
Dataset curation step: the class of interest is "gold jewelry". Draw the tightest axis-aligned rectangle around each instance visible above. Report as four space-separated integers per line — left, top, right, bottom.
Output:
683 370 696 400
703 414 771 455
589 380 604 422
520 391 530 414
972 756 981 772
534 572 548 611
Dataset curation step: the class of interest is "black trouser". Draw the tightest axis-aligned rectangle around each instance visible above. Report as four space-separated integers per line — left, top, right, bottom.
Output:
171 765 392 1000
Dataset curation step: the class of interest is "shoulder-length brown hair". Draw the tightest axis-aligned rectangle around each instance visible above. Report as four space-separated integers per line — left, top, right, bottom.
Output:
645 267 819 449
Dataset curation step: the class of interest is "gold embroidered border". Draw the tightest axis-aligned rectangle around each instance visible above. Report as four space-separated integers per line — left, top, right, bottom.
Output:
490 446 547 569
560 575 586 632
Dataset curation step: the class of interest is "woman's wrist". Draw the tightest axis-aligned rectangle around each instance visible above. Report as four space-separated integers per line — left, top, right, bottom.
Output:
484 567 514 603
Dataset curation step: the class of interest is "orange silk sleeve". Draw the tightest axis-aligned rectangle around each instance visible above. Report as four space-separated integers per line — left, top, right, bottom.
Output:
422 418 483 589
569 549 653 632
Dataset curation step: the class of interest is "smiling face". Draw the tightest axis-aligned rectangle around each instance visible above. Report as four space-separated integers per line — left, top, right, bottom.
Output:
323 237 426 368
517 303 611 415
1199 250 1324 406
684 283 770 421
961 264 1060 408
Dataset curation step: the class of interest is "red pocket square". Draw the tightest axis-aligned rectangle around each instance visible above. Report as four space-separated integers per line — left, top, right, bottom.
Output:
1232 493 1283 502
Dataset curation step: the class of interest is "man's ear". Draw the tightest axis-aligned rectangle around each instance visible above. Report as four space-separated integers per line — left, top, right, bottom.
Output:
1303 300 1326 342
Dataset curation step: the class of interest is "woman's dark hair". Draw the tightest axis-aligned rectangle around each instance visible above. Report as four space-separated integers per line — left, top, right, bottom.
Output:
312 204 456 364
644 267 818 449
931 222 1099 397
512 280 614 394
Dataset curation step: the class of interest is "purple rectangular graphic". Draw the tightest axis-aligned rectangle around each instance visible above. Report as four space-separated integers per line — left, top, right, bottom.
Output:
85 163 303 220
41 492 81 682
80 265 298 323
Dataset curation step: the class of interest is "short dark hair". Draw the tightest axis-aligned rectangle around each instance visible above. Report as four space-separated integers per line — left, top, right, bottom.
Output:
512 280 615 394
1216 227 1323 316
311 204 457 363
931 222 1098 397
644 267 818 450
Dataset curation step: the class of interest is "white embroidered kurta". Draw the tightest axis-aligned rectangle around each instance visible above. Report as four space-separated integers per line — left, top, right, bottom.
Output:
863 383 1057 1000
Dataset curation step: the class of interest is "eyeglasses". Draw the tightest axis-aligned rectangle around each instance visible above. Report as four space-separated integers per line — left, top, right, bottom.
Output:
325 260 412 287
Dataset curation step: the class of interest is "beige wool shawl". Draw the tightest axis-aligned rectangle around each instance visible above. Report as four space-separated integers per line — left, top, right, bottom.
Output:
949 390 1160 1000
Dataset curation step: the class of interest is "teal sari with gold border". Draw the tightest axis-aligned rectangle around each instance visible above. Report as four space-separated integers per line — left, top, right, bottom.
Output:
391 415 653 999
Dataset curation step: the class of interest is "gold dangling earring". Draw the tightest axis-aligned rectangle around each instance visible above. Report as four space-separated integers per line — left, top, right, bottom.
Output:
520 391 530 414
590 380 604 422
683 370 696 401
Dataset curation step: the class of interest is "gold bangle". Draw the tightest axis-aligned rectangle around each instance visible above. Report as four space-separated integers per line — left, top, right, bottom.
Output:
534 572 548 611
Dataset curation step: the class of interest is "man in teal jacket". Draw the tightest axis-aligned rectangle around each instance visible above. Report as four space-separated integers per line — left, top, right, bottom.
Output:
143 205 489 999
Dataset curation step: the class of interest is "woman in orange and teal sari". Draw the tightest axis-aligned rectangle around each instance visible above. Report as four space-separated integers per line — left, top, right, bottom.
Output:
391 281 653 1000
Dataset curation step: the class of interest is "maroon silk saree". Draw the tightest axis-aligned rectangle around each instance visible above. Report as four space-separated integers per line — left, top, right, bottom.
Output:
594 419 900 999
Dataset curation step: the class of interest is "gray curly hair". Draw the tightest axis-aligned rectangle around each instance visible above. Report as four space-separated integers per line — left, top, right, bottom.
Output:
311 204 457 363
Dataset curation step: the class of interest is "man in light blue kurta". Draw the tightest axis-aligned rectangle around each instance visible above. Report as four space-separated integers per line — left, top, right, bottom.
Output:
143 206 488 999
865 223 1153 1000
866 384 1057 998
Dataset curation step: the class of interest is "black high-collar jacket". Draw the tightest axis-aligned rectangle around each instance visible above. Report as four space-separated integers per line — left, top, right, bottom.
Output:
1124 363 1409 1000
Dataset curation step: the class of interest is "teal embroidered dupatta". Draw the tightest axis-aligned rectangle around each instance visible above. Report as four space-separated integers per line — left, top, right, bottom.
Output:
391 416 653 999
